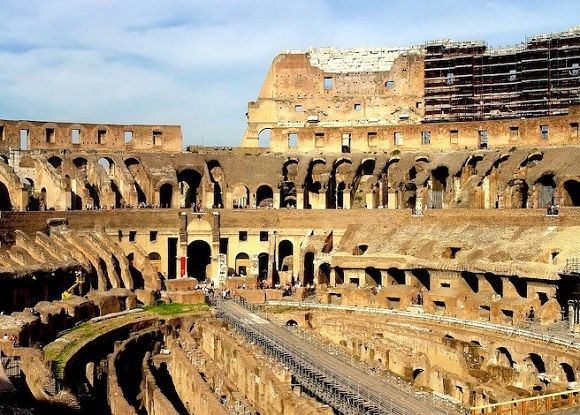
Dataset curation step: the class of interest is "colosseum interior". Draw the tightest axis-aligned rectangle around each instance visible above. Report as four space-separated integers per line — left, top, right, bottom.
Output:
1 26 580 415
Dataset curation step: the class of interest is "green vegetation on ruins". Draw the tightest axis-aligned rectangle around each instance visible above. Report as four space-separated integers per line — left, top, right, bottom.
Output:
44 303 208 378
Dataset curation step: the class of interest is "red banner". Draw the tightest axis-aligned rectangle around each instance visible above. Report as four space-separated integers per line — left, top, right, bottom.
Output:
180 256 186 278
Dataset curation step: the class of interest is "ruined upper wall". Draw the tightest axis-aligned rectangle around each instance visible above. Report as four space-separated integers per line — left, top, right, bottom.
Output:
244 49 425 146
0 119 182 152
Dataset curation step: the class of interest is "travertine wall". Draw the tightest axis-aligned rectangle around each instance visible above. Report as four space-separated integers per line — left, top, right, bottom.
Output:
0 119 182 152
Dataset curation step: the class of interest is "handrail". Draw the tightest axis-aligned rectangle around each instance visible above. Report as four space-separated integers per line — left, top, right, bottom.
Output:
264 300 580 351
470 388 580 410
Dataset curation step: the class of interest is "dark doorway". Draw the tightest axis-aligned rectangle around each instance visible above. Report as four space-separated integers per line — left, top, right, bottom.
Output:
187 240 211 280
167 237 178 279
258 253 269 281
303 252 315 286
160 183 173 208
278 240 293 271
563 180 580 206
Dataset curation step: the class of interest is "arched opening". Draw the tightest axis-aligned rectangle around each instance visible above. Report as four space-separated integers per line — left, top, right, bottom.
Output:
126 253 144 289
334 266 345 285
563 180 580 206
484 273 503 297
258 128 271 147
508 179 528 208
526 353 546 375
495 347 515 368
285 319 298 327
536 174 556 208
110 181 123 208
21 178 38 211
73 157 87 169
85 183 100 209
0 181 12 211
235 252 250 276
232 185 249 209
430 166 448 209
303 252 315 286
412 368 424 381
387 268 406 285
258 253 269 281
148 252 161 274
330 159 352 209
207 160 224 208
256 185 274 208
361 159 375 176
40 187 47 210
159 183 173 208
134 181 147 205
336 182 346 208
560 363 576 383
278 240 293 272
177 168 202 208
318 263 331 285
97 157 114 175
365 267 382 287
47 156 62 169
304 159 326 209
187 240 211 280
124 157 140 168
281 160 298 208
0 155 8 164
462 271 479 293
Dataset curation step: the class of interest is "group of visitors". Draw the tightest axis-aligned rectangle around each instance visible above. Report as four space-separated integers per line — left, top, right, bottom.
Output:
1 333 18 347
546 204 559 215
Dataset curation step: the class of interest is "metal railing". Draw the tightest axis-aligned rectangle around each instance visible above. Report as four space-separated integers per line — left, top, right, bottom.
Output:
563 258 580 275
264 301 580 351
217 297 440 415
469 388 580 414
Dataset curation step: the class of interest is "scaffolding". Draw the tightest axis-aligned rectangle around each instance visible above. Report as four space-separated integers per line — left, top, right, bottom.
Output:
423 27 580 123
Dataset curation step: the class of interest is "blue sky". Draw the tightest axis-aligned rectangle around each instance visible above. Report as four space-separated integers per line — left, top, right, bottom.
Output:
0 1 579 147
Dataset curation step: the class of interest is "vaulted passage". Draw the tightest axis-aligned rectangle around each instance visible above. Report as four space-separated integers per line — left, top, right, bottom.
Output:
187 240 211 280
177 169 202 208
160 183 173 208
563 179 580 206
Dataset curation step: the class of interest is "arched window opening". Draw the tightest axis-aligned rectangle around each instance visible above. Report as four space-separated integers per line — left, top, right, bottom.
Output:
47 156 62 169
258 128 271 148
232 185 249 209
177 169 202 208
278 240 293 272
256 185 274 208
235 252 250 276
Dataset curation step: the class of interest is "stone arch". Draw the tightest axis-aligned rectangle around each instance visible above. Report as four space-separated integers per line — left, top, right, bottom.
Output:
305 159 327 209
258 252 269 281
47 155 62 169
563 179 580 206
256 184 274 208
535 174 556 208
159 183 173 208
232 184 249 208
126 253 144 290
281 159 298 208
124 157 140 168
258 128 271 148
412 368 425 382
235 252 250 276
97 157 114 174
318 262 331 285
365 267 382 287
303 251 315 286
278 240 293 272
330 158 353 209
73 157 88 169
430 165 448 209
207 160 224 208
495 347 515 368
148 252 161 273
559 362 576 383
507 179 528 208
285 319 298 327
187 240 211 280
177 168 202 208
360 158 376 176
0 180 12 211
525 353 546 374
